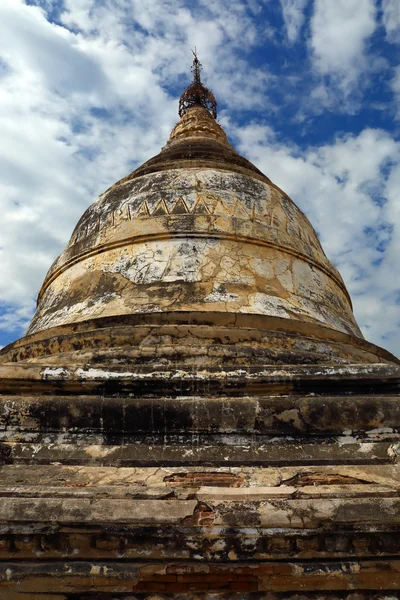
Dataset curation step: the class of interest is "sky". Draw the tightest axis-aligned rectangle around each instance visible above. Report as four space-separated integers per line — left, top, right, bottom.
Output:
0 0 400 357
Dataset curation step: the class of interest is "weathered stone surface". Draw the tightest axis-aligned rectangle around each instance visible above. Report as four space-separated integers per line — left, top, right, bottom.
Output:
3 586 400 600
30 165 356 336
4 312 400 367
0 360 397 595
2 392 400 437
2 439 397 466
0 91 399 598
1 105 393 366
1 594 399 600
1 560 400 594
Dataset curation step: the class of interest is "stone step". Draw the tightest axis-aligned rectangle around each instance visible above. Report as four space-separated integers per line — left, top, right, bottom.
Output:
1 394 400 436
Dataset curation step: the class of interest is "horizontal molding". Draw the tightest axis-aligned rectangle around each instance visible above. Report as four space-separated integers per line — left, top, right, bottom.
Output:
0 394 400 436
1 439 395 467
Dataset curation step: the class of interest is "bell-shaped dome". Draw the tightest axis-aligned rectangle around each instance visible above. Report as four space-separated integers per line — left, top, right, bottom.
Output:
28 103 359 338
1 57 397 366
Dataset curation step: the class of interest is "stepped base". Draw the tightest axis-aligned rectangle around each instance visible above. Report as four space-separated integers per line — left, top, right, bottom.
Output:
0 362 398 597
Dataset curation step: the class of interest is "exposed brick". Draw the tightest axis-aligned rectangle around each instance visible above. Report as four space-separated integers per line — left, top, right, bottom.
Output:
148 575 177 582
166 564 187 575
134 583 167 592
230 581 258 591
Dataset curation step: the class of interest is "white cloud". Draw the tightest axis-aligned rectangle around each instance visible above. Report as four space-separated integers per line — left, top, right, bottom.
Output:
0 1 107 98
280 0 308 43
309 0 377 103
389 65 400 118
0 0 174 335
382 0 400 44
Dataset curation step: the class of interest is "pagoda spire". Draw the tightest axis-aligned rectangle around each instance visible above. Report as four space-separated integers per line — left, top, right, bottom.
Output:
191 49 202 85
178 51 217 119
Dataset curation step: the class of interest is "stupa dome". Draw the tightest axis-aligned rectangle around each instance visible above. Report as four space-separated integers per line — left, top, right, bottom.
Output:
1 57 397 366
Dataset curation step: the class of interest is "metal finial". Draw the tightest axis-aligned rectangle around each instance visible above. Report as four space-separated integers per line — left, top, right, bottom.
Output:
178 53 217 119
191 49 202 85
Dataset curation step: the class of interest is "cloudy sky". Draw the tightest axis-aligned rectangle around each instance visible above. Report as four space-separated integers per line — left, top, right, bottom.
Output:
0 0 400 357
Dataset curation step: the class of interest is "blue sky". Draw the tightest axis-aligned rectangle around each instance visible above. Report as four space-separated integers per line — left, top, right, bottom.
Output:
0 0 400 357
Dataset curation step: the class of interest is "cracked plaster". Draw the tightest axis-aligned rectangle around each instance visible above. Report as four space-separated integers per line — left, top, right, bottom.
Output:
28 166 360 338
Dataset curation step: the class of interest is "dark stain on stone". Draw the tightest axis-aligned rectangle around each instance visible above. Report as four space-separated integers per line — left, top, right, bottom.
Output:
164 472 244 488
0 443 11 465
281 472 373 487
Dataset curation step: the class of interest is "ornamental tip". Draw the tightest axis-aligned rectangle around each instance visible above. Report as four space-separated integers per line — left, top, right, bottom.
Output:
178 52 217 119
191 49 202 85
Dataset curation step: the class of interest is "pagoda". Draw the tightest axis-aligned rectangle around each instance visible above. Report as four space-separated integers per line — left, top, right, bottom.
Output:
0 55 399 600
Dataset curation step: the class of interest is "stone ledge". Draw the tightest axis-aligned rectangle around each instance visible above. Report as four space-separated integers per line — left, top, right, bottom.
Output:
1 560 400 594
0 362 398 397
2 439 397 466
0 495 400 528
1 593 399 600
2 594 400 600
2 313 398 368
1 483 399 500
1 463 398 487
1 525 400 561
1 394 400 437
